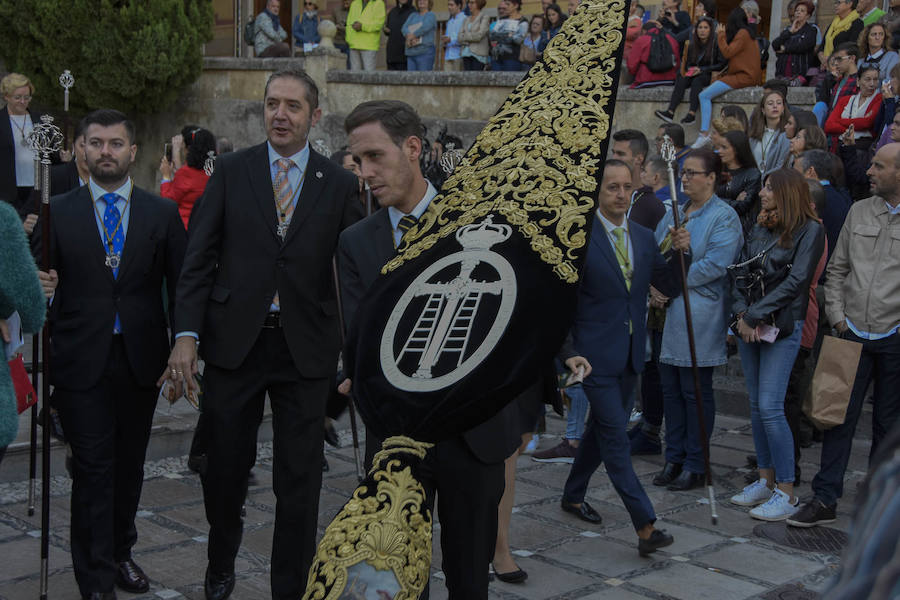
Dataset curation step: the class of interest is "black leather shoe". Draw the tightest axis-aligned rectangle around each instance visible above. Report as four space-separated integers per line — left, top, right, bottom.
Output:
652 462 682 486
85 592 116 600
205 567 235 600
561 499 602 524
638 529 674 557
667 470 705 491
323 456 330 472
324 422 340 447
115 558 149 593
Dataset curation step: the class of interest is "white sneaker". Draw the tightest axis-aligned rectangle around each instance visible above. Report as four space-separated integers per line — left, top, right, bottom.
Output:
691 133 711 149
730 479 772 506
523 434 540 455
749 488 799 521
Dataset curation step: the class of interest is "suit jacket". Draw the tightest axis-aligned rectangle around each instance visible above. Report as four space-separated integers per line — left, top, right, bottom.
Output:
47 185 187 390
175 142 363 376
338 207 523 464
562 216 685 381
50 160 83 197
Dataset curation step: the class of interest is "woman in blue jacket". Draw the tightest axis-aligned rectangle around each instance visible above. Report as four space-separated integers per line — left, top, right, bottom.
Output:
402 0 437 70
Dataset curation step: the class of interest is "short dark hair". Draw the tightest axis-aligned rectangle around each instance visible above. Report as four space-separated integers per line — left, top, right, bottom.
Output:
603 158 633 178
180 124 200 147
265 68 319 110
644 157 669 178
835 42 860 60
763 78 789 98
330 149 352 164
80 109 135 143
806 178 826 218
612 129 649 161
791 109 818 133
507 0 523 8
685 147 723 177
344 100 424 147
659 123 685 148
798 149 833 181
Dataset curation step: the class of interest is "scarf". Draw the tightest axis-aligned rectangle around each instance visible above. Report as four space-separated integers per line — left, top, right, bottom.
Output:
823 10 859 56
265 8 280 31
756 206 779 229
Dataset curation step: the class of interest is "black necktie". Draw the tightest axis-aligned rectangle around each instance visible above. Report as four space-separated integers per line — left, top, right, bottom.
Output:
397 214 418 241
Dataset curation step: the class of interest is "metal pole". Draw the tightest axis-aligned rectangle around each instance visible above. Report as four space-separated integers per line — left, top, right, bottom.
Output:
30 115 63 600
28 151 41 518
661 136 718 525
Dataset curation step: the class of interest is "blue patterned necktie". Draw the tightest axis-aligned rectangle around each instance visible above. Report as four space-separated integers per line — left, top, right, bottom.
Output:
102 193 125 333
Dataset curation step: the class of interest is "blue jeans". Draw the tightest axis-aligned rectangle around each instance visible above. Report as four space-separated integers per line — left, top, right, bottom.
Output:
565 384 590 440
699 80 733 132
407 48 435 71
737 321 804 484
661 364 715 474
812 101 829 126
563 373 656 531
491 57 522 71
812 331 900 506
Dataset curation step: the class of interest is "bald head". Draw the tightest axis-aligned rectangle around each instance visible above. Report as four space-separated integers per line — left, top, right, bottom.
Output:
866 143 900 203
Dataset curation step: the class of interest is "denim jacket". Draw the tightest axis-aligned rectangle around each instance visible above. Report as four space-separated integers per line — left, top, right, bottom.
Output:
655 195 744 367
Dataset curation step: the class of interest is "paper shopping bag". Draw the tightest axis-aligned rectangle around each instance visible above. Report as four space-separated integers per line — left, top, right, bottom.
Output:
804 335 863 430
9 354 36 414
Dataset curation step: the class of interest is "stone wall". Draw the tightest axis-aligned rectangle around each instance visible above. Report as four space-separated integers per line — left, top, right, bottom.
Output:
130 54 816 189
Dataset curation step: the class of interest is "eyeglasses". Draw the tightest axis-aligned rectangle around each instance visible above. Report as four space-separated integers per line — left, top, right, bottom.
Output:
9 95 31 102
680 169 710 179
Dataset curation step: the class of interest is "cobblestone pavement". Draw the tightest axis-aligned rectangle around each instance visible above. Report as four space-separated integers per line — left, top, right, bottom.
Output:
0 401 872 600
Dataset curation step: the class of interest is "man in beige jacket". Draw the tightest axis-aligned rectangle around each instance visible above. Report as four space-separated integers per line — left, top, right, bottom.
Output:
788 143 900 528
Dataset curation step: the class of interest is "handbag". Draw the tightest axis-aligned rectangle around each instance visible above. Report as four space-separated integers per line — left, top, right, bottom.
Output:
519 41 537 65
710 65 728 83
803 334 862 429
9 354 36 414
727 237 794 340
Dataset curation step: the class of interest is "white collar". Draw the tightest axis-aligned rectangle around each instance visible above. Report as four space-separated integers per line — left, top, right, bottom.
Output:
596 209 627 234
388 180 437 229
89 177 133 202
267 141 310 171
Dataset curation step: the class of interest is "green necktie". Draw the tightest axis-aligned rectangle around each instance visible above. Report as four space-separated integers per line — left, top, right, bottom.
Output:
612 227 631 291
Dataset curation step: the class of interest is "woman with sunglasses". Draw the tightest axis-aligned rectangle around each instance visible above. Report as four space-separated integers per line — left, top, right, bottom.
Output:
652 148 744 491
729 168 824 521
292 1 321 52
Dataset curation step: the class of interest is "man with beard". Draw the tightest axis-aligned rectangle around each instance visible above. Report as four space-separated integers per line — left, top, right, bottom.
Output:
37 109 186 600
162 68 362 600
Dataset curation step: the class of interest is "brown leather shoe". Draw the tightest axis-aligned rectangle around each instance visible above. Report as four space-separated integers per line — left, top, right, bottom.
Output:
115 558 149 593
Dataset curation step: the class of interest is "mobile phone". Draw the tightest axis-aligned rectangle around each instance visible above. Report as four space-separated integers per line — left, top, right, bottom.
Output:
164 142 172 161
884 78 893 93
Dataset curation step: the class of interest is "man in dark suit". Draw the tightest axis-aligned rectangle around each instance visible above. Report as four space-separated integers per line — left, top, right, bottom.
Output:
50 122 90 196
338 100 524 599
162 68 362 600
38 109 187 600
557 159 689 557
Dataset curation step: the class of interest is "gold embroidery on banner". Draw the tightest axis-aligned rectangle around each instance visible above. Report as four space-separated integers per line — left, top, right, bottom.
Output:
302 436 434 600
381 0 626 283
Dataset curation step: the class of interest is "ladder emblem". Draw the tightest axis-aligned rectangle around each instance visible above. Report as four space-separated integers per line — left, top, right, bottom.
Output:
380 216 517 392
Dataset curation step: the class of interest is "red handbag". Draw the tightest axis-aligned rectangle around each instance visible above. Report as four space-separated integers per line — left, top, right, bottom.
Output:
8 354 36 413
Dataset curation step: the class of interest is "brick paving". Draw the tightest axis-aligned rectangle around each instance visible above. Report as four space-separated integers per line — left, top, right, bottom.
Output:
0 399 872 600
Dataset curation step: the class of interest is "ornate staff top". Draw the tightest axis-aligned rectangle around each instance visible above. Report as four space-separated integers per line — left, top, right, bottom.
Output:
660 134 677 167
29 115 64 161
59 70 75 111
439 147 465 176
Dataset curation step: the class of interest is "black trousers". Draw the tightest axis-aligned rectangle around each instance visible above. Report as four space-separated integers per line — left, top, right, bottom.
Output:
201 327 328 600
364 434 504 599
54 336 158 598
666 71 713 114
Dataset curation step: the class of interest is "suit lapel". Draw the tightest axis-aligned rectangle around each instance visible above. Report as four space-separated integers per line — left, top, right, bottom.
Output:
117 188 146 282
283 149 327 245
77 187 116 285
248 143 280 241
374 209 396 264
591 217 628 291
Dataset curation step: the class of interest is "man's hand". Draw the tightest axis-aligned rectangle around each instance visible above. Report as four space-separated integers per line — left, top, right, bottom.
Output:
158 337 199 398
23 213 38 235
352 20 362 30
338 378 352 395
649 285 669 308
38 269 58 299
0 319 9 344
564 356 592 379
834 320 849 334
669 226 691 252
